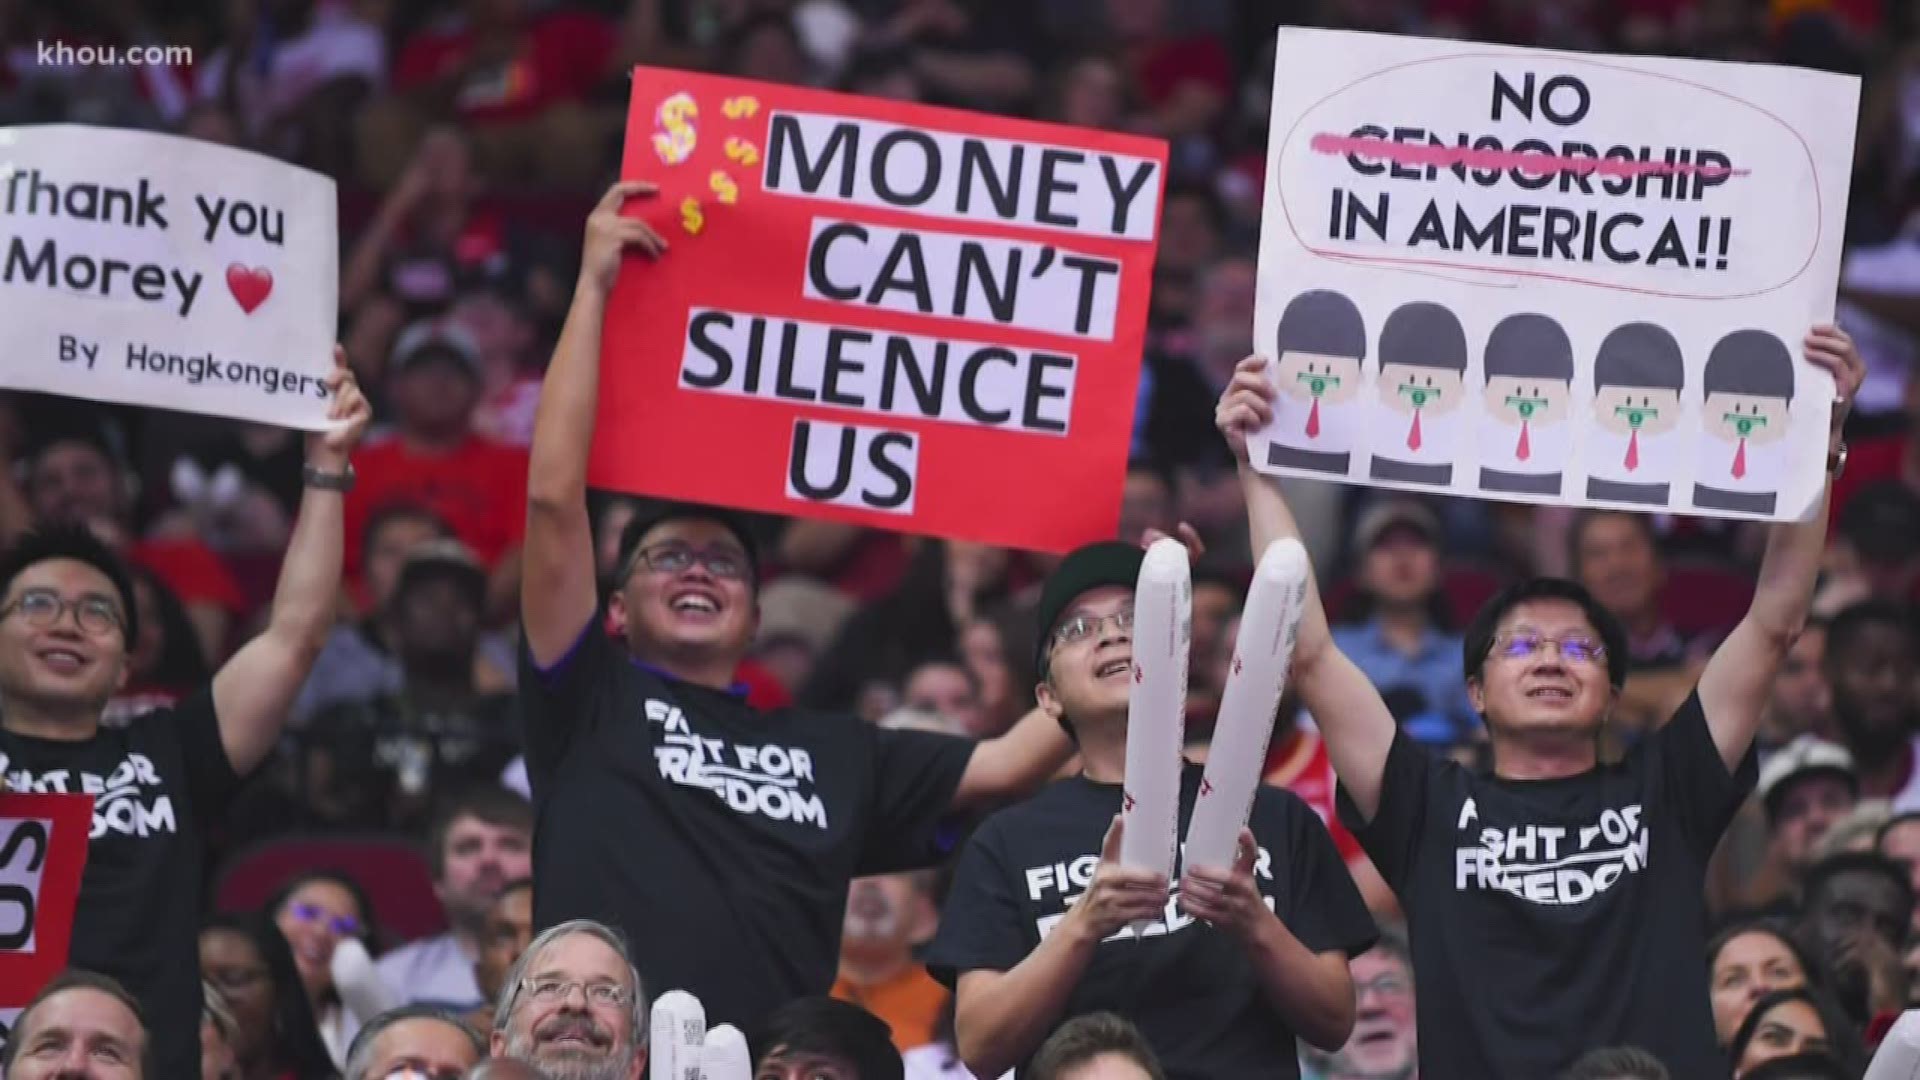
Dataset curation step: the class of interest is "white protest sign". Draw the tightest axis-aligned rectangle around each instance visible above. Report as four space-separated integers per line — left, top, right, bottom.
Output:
1251 29 1859 521
0 124 338 429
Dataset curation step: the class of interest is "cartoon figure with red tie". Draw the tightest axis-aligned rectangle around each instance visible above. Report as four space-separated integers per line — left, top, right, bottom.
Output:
1693 329 1795 515
1265 289 1368 476
1368 301 1468 487
1478 313 1575 497
1584 322 1686 507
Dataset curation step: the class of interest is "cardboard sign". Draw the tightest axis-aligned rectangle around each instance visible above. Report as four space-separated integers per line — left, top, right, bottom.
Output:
593 69 1167 552
1250 29 1860 521
0 125 339 429
0 793 95 1045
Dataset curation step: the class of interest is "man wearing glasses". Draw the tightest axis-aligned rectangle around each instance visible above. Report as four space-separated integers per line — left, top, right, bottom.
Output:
0 350 370 1079
518 184 1076 1034
489 921 647 1080
924 541 1377 1078
1211 326 1865 1079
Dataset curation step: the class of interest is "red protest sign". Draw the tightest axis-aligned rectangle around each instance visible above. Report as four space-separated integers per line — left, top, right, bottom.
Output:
0 793 93 1010
593 68 1167 553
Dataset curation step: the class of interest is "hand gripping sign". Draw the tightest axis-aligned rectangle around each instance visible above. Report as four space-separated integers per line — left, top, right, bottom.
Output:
651 990 749 1080
1184 540 1311 872
1120 539 1190 932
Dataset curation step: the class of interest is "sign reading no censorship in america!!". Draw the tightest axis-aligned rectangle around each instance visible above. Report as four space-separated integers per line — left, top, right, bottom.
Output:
0 793 94 1047
593 68 1168 552
0 125 338 429
1249 29 1859 522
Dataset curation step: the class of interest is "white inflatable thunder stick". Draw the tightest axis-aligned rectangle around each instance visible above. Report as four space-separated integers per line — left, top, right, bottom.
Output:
698 1024 752 1080
1184 539 1310 872
1120 538 1191 914
1866 1010 1920 1079
651 990 706 1080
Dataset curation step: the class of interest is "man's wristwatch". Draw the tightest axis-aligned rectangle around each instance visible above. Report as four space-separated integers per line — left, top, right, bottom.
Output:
1828 442 1849 479
302 463 356 492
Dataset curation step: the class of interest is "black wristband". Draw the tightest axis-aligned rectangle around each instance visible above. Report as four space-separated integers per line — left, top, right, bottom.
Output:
302 463 356 492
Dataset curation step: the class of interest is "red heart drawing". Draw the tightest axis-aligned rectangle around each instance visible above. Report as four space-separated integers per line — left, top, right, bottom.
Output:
226 264 273 314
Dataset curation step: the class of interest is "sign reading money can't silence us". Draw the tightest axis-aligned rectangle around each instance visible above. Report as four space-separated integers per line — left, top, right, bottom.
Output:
1249 29 1860 523
593 69 1168 553
0 125 339 429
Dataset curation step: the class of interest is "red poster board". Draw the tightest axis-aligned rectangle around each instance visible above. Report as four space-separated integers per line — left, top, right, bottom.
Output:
0 793 95 1020
593 68 1168 553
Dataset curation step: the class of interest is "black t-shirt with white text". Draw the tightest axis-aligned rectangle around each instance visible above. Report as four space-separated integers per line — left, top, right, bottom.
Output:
519 627 975 1032
1338 692 1755 1078
0 690 240 1078
924 764 1377 1079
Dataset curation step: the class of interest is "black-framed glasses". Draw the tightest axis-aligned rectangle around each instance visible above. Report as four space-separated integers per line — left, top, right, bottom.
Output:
521 977 632 1007
0 588 123 636
625 542 750 582
1488 632 1606 665
1052 607 1135 651
285 902 363 938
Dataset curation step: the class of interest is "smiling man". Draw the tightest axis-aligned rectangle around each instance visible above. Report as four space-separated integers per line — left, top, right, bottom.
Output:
0 349 370 1079
1213 325 1863 1078
924 541 1375 1079
491 921 647 1080
519 183 1076 1035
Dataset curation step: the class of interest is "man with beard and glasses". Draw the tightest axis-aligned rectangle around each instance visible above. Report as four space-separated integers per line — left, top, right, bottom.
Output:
490 921 645 1080
1308 929 1416 1080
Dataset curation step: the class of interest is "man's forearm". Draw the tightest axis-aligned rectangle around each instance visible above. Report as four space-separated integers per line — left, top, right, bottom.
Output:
528 285 609 509
956 926 1099 1077
1246 913 1354 1050
954 706 1076 810
264 482 346 655
1239 462 1333 664
1748 482 1831 644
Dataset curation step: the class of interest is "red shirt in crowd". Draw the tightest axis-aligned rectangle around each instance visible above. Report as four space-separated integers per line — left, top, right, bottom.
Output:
393 10 615 125
1830 432 1915 531
128 537 247 615
343 433 529 579
1263 725 1363 862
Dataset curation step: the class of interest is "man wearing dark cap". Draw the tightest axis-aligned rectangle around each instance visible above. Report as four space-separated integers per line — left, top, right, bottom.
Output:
924 541 1376 1079
1479 312 1576 496
517 183 1076 1035
1368 301 1469 486
1694 329 1799 515
1586 322 1686 506
1264 289 1368 475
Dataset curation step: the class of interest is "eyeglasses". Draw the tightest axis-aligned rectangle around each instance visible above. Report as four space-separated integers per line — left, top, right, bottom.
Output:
1355 973 1412 999
521 977 632 1007
1052 607 1134 651
381 1065 467 1080
626 542 750 582
1 588 123 636
1488 632 1606 665
284 902 363 938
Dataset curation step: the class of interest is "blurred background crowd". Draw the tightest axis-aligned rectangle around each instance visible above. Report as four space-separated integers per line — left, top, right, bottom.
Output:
7 0 1920 1076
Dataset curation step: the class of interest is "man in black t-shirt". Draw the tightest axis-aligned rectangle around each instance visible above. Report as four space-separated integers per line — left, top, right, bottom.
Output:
923 542 1377 1079
518 184 1078 1034
0 350 370 1077
1213 328 1865 1079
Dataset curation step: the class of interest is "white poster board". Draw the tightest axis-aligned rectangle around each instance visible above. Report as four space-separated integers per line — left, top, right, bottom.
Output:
1250 29 1860 521
0 124 338 429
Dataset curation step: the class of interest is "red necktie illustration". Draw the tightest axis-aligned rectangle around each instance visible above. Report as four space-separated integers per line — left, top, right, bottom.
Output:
1516 420 1531 462
1407 410 1423 451
1732 438 1747 480
1624 429 1639 472
1306 397 1321 438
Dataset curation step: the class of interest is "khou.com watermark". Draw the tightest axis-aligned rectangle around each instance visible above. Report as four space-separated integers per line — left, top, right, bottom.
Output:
36 41 193 67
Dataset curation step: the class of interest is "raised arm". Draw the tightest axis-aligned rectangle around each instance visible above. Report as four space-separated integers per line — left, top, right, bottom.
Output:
950 703 1074 811
1216 356 1399 820
521 181 665 664
1698 326 1864 771
212 347 371 773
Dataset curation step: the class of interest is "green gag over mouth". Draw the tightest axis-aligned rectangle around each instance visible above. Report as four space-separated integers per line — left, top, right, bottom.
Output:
1296 372 1342 396
1722 412 1768 436
1503 394 1549 419
1397 382 1442 408
1614 405 1659 428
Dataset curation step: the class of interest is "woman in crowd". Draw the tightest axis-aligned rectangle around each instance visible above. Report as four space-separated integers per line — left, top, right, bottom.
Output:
1711 921 1823 1047
199 914 338 1080
269 871 383 1068
1728 987 1864 1078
